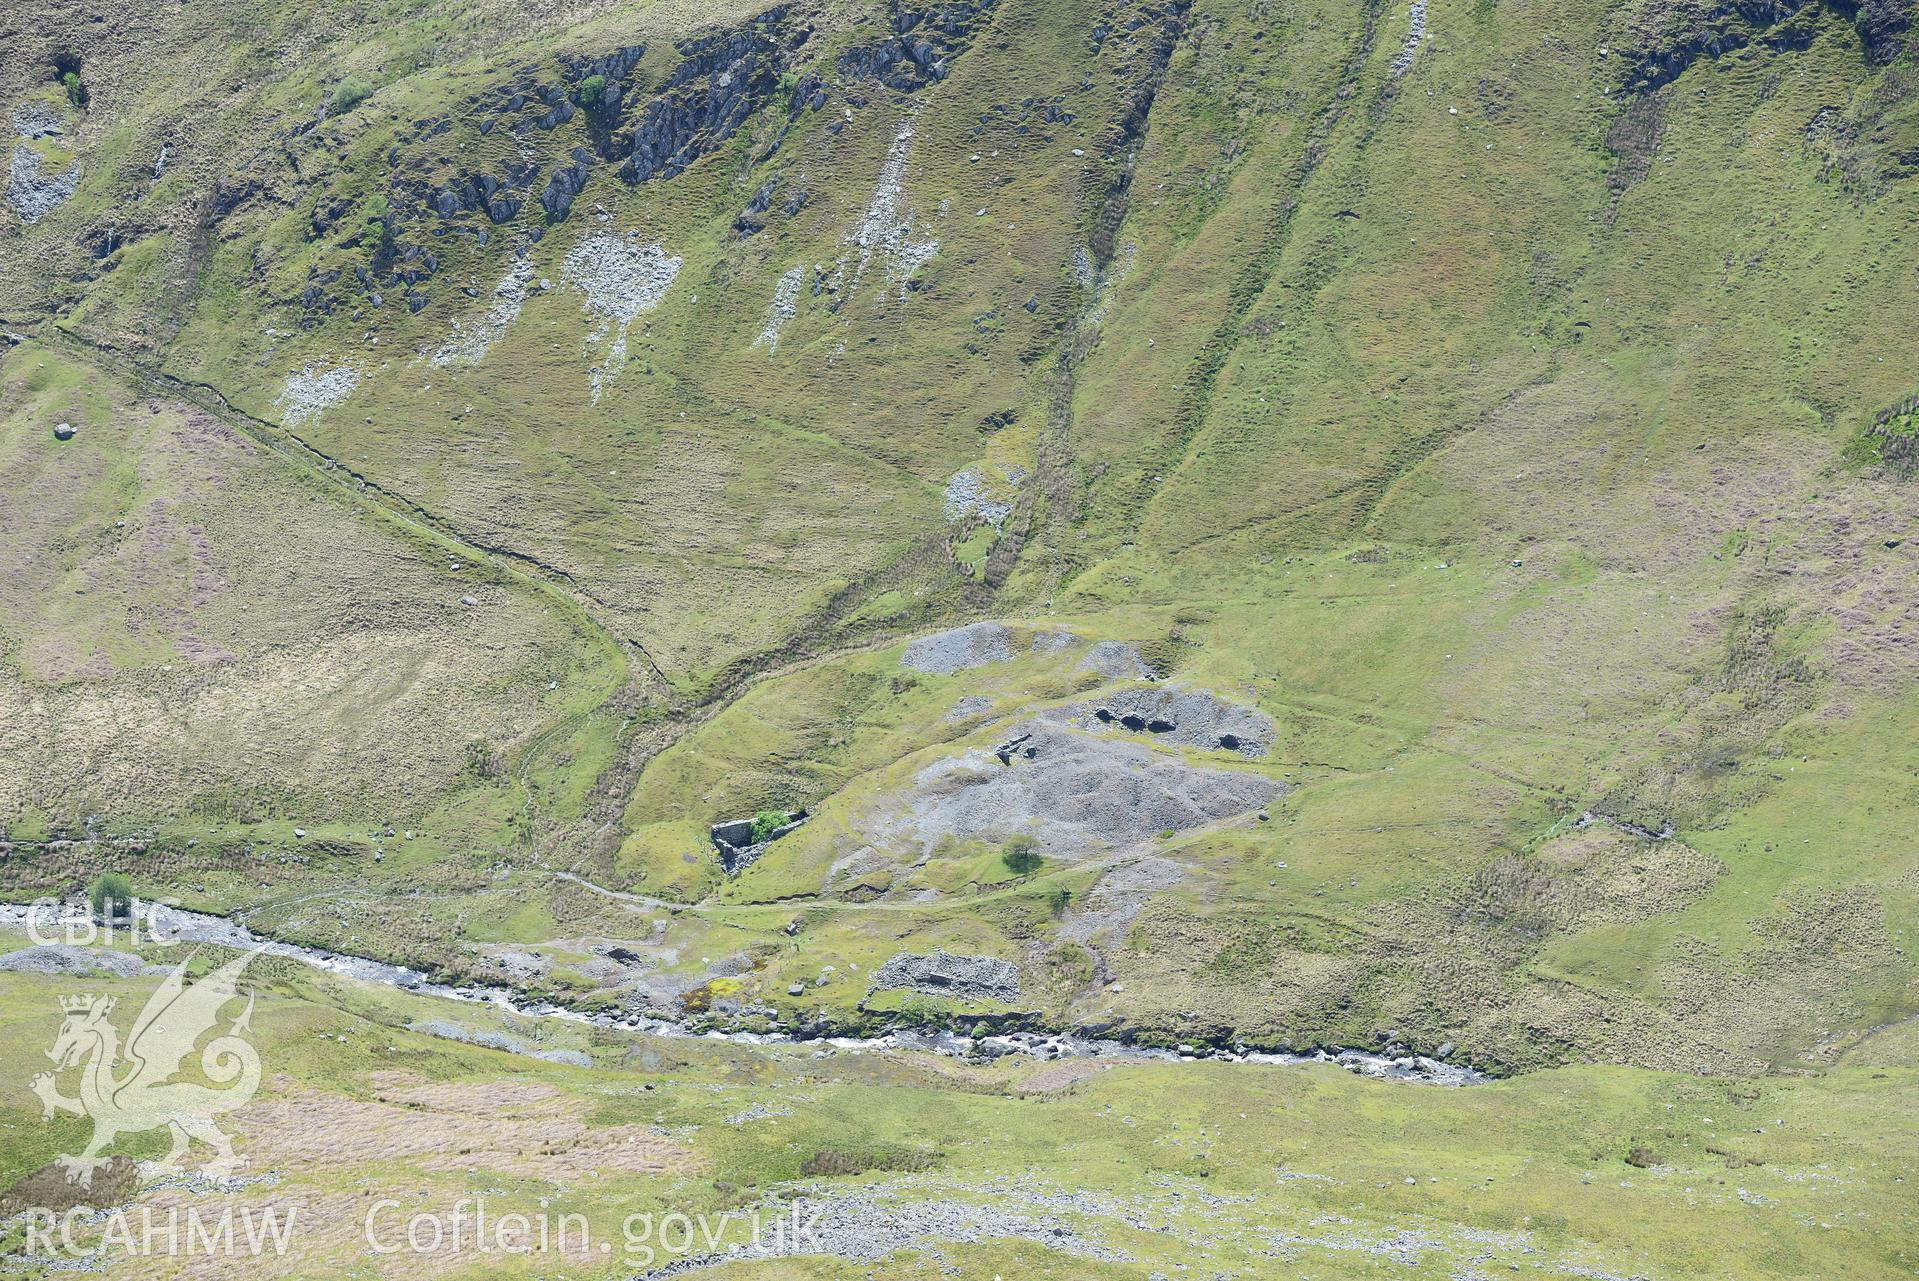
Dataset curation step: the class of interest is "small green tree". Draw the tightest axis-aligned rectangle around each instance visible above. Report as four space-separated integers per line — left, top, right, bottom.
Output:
1001 835 1042 877
575 74 606 106
62 72 86 108
749 808 790 844
1046 884 1072 917
331 75 375 115
88 872 134 921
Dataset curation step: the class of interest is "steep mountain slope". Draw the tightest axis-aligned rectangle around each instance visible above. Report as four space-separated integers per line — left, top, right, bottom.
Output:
3 0 1917 1087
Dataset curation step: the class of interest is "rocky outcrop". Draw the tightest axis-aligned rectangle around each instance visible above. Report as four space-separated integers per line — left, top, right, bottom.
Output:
428 162 539 224
616 19 792 184
541 147 593 219
1609 0 1903 93
561 43 649 86
871 949 1022 1003
1829 0 1911 62
838 0 1000 90
1862 394 1919 477
734 175 782 235
1602 89 1668 224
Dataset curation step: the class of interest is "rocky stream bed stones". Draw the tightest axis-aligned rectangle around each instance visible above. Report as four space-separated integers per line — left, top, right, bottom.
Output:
0 903 1486 1083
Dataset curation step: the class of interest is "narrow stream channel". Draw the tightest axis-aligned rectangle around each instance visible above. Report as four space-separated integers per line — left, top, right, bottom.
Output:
0 901 1488 1085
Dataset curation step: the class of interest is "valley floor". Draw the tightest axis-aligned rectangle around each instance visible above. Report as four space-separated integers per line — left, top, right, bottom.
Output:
0 931 1913 1281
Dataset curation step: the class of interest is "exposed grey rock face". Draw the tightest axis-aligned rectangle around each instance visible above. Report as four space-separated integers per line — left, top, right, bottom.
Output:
900 622 1014 674
617 22 785 185
837 0 1002 90
8 143 79 224
872 949 1021 1002
561 43 648 87
540 147 592 220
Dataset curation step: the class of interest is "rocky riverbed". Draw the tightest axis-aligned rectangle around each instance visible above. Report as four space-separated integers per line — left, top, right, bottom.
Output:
0 900 1487 1085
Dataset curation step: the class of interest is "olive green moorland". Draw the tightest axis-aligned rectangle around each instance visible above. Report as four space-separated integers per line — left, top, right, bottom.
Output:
1 0 1917 1274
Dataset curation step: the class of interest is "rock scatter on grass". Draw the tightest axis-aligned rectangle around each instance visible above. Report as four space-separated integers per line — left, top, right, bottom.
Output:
277 362 361 423
757 264 804 350
900 621 1015 674
942 466 1012 525
872 949 1022 1002
563 233 681 401
843 118 939 300
431 257 533 365
1393 0 1428 76
0 945 152 977
409 1019 591 1065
